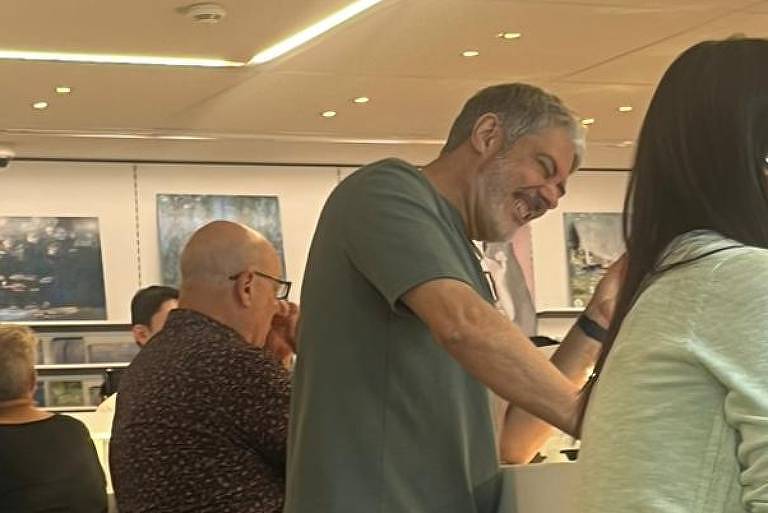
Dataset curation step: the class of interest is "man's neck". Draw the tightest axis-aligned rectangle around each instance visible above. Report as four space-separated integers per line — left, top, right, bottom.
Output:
177 295 255 345
421 150 479 238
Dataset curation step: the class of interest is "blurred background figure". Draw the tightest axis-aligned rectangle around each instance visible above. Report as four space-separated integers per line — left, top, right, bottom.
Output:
96 285 179 415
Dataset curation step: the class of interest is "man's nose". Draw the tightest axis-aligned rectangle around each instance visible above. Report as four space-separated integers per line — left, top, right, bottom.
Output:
539 183 561 210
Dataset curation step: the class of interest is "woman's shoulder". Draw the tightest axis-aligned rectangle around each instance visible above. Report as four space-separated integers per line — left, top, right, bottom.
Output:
44 413 91 437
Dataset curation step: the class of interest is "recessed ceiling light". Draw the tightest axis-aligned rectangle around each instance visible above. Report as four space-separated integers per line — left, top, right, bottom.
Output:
249 0 384 65
462 50 480 58
581 118 595 126
321 110 337 118
617 105 633 113
352 96 370 104
497 32 522 40
55 86 71 94
0 49 242 67
32 101 48 110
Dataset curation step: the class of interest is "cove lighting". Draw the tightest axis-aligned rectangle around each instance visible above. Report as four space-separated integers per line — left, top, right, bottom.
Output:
0 50 243 67
249 0 384 65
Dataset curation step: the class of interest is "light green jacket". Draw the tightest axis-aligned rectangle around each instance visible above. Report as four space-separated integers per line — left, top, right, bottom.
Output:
578 230 768 513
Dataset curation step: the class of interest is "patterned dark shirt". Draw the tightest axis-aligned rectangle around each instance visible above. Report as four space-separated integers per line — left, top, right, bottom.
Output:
110 309 291 513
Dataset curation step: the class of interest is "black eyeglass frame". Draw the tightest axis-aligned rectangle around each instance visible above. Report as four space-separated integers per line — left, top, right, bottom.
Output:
228 269 292 300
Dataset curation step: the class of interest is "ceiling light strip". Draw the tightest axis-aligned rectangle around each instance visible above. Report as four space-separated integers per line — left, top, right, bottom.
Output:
0 50 243 67
249 0 384 65
0 128 444 145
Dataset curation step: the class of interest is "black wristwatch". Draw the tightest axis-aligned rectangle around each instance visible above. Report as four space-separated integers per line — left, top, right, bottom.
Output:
577 314 608 344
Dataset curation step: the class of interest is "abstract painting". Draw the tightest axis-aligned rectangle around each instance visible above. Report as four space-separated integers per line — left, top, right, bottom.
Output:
157 194 285 287
0 217 106 321
564 213 624 307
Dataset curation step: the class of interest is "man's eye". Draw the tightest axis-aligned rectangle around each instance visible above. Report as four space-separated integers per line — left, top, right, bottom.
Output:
539 159 554 178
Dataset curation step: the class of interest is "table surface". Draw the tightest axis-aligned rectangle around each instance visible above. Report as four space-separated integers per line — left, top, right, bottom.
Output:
499 462 579 513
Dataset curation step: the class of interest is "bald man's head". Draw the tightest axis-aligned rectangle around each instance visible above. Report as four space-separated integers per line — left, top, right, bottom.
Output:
180 221 279 287
177 220 284 347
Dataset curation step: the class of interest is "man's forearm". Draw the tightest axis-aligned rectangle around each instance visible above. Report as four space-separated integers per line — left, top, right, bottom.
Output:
500 321 603 462
405 279 601 436
438 304 583 435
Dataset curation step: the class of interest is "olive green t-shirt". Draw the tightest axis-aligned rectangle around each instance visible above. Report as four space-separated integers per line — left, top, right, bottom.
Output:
285 159 501 513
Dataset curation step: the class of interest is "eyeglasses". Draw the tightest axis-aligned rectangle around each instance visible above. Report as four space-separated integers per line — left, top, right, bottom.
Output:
228 269 292 300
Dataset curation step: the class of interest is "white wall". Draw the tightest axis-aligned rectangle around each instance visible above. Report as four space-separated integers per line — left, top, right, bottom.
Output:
135 164 340 301
0 162 342 323
531 170 629 312
0 162 138 323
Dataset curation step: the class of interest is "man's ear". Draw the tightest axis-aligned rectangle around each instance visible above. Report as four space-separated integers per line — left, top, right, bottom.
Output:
233 272 254 308
470 113 505 158
132 325 151 347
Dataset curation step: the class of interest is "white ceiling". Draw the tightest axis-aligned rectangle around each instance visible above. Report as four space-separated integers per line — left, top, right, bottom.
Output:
1 0 766 167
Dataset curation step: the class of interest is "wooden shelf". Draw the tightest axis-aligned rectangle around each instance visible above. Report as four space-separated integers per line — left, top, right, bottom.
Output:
36 363 129 371
44 406 98 412
21 323 132 333
536 309 583 318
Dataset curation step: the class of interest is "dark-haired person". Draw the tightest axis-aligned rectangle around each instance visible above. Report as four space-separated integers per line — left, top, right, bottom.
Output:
285 83 623 513
577 38 768 513
129 285 179 348
95 285 179 416
0 325 107 513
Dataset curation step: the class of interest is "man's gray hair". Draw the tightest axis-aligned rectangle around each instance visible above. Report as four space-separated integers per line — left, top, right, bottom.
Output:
442 83 586 168
0 325 38 401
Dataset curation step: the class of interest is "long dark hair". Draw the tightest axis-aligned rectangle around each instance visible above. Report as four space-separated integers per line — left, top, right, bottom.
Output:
584 38 768 402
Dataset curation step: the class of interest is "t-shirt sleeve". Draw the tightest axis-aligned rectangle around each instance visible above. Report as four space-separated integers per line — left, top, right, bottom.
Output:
697 250 768 512
341 165 476 310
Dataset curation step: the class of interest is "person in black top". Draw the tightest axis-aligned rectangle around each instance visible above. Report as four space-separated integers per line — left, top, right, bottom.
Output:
0 324 107 513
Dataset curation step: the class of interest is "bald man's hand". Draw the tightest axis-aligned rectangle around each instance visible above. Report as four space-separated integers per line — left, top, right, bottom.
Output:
266 301 300 354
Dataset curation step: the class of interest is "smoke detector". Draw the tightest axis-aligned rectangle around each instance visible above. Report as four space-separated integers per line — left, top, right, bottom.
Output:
180 3 227 24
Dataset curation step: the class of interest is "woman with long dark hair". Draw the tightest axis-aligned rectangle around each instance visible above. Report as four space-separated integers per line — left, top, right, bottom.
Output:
577 38 768 512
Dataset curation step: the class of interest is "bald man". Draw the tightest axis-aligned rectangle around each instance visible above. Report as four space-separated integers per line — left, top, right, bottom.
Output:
109 221 298 513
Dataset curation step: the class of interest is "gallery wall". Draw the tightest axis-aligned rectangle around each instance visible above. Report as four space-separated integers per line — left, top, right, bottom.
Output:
135 164 340 302
0 161 342 324
0 160 628 326
0 162 138 324
531 170 628 311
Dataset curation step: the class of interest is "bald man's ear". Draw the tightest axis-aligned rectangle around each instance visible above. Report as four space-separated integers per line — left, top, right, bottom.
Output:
233 271 255 308
470 113 505 158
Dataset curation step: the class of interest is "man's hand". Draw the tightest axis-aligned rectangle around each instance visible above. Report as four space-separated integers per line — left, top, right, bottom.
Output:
584 255 627 329
266 301 300 355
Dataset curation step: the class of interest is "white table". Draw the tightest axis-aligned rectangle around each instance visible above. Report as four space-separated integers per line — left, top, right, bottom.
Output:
499 462 579 513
